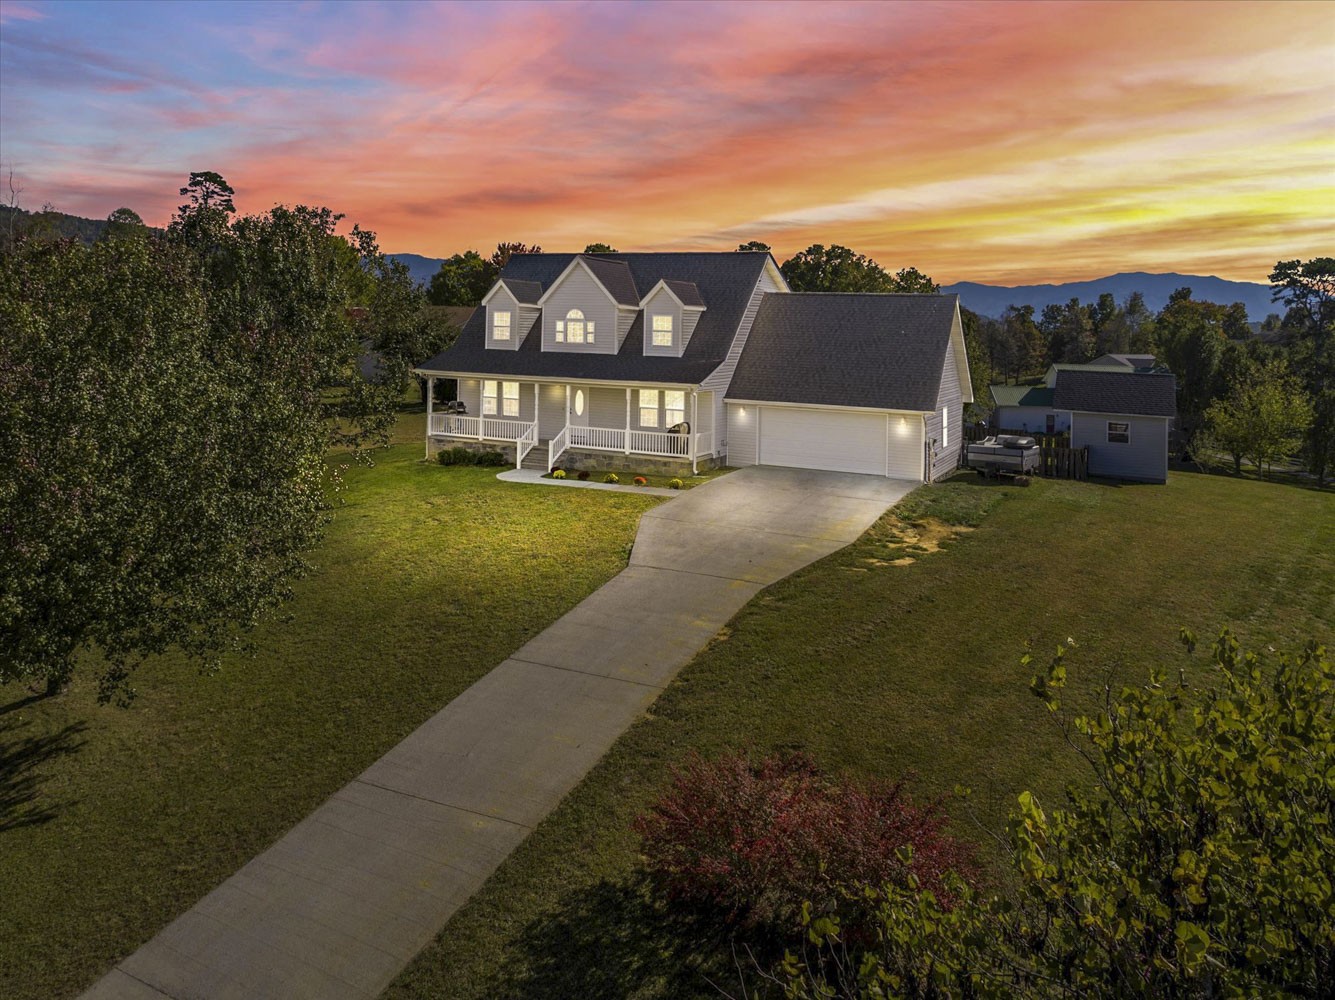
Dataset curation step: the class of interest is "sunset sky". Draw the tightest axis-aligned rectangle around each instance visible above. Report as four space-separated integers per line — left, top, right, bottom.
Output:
1 0 1332 284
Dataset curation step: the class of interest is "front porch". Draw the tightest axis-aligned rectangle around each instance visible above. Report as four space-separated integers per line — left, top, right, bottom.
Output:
424 379 717 473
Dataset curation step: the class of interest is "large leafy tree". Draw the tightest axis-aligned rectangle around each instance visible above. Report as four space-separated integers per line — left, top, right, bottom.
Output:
1269 257 1335 483
736 240 772 253
0 174 440 701
490 241 542 269
779 244 938 294
582 242 617 254
426 249 498 307
1039 297 1094 364
781 631 1334 998
1156 287 1227 440
1203 359 1313 475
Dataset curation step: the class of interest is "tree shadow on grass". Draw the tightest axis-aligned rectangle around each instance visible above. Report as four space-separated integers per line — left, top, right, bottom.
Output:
499 876 770 1000
0 715 87 832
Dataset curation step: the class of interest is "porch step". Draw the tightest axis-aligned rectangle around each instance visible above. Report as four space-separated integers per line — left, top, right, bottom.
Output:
520 441 553 472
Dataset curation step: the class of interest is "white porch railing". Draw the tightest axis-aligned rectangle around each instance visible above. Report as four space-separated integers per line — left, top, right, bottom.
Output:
516 421 538 469
429 413 479 437
629 429 690 458
430 413 536 444
694 431 714 458
547 425 569 472
569 425 627 452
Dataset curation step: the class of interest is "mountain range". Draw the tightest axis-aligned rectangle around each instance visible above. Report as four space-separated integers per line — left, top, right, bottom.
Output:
388 252 1275 321
938 272 1275 320
0 206 1274 321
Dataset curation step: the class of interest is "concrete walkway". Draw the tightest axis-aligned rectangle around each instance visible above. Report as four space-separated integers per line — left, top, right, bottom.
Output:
83 467 916 1000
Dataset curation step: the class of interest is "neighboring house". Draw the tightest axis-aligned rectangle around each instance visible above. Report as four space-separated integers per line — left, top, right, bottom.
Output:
415 252 972 480
991 358 1162 437
1053 369 1177 483
989 383 1067 434
1090 352 1156 369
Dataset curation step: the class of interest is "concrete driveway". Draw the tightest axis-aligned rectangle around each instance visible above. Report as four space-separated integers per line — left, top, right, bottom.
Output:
83 466 916 1000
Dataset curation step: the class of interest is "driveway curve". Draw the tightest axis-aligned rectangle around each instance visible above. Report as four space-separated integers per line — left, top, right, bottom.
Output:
82 467 915 1000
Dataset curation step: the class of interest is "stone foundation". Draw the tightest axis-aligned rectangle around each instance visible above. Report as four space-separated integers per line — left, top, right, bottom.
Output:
427 437 515 465
554 449 723 477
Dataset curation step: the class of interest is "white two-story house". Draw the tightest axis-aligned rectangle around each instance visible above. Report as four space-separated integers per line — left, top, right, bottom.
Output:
415 251 972 481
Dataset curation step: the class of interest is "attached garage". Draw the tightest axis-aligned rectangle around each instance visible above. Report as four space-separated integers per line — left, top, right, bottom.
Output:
727 403 924 479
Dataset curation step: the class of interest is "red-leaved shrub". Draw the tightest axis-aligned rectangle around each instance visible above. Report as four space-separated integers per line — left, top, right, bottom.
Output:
633 751 975 930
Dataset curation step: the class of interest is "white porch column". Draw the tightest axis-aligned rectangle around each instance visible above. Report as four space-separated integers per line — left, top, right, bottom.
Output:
424 376 435 459
624 386 632 455
565 384 571 425
691 390 698 474
534 382 540 432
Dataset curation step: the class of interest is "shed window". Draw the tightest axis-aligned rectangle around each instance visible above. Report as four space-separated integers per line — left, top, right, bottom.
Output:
639 389 659 428
492 310 511 341
651 314 674 347
563 309 593 344
665 390 685 427
1107 421 1130 444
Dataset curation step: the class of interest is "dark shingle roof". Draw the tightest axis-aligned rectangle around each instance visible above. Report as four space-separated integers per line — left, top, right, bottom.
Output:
1053 369 1177 417
662 279 705 308
579 256 640 305
499 278 542 304
420 252 772 385
727 293 958 412
991 384 1055 408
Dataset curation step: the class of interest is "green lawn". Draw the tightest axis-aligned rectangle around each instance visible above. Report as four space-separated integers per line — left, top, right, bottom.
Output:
0 420 662 1000
384 470 1335 1000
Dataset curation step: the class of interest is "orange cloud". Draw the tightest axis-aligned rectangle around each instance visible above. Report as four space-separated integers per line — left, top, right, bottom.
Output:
4 0 1331 283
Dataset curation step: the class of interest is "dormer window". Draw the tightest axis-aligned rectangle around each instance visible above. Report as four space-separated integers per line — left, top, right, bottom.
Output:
492 310 511 340
651 314 674 347
556 308 595 344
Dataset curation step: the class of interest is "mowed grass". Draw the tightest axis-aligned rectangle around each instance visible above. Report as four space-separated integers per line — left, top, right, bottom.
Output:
385 471 1334 1000
0 415 663 1000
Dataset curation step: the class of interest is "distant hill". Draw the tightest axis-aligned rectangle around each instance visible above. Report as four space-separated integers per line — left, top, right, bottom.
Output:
1 204 108 244
388 253 445 286
942 272 1276 321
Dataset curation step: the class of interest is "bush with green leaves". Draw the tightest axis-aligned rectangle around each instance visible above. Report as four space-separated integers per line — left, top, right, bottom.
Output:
779 630 1333 998
603 472 620 484
669 478 684 490
552 469 567 479
436 447 507 467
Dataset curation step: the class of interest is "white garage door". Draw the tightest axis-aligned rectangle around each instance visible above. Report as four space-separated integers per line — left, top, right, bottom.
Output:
759 406 889 476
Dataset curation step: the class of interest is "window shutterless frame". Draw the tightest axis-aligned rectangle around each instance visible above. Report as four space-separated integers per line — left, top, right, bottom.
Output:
1107 420 1130 444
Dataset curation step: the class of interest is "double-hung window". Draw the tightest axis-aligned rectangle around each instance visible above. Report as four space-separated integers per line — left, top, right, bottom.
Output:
1107 421 1130 444
492 310 511 341
665 390 685 427
482 380 520 417
651 314 674 347
639 389 660 428
557 308 594 344
942 406 949 448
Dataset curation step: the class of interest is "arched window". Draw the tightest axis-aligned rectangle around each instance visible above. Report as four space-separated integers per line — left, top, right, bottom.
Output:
556 308 594 344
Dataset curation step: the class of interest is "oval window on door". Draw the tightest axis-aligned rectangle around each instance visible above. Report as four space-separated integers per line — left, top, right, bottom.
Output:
574 389 585 416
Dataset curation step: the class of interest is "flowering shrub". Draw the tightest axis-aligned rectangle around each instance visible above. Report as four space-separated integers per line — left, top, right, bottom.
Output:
604 472 620 484
633 476 648 487
552 469 567 479
577 470 590 481
634 751 974 931
668 478 684 490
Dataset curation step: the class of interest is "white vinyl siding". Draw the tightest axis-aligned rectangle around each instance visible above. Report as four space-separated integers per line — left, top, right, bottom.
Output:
642 286 683 357
706 263 784 455
1070 412 1169 482
993 406 1070 435
926 317 965 481
541 265 617 354
485 288 522 351
726 404 758 467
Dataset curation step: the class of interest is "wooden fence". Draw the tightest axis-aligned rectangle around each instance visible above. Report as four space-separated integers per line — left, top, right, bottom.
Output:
961 424 1089 480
